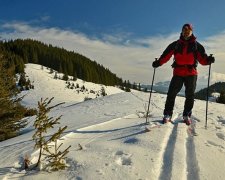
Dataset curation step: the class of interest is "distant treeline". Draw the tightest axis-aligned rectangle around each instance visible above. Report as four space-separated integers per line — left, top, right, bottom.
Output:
0 39 123 86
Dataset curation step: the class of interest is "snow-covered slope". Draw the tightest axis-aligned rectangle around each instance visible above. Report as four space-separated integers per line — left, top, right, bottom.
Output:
19 64 124 108
0 64 225 180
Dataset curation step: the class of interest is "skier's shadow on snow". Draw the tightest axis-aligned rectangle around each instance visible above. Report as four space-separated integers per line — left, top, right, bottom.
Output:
151 119 164 124
0 167 12 175
71 122 146 134
109 130 147 141
70 122 148 141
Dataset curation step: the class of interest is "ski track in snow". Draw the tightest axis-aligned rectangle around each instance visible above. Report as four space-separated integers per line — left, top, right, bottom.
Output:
156 115 201 180
186 134 200 180
159 123 178 180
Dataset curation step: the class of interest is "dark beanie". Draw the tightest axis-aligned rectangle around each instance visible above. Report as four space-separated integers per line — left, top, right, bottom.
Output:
182 23 193 31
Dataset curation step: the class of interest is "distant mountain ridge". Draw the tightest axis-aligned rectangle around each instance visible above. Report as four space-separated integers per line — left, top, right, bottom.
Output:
146 72 225 96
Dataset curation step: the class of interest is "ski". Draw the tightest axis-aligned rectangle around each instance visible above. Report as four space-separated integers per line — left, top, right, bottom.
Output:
144 119 174 132
144 114 198 136
144 124 161 132
187 123 198 136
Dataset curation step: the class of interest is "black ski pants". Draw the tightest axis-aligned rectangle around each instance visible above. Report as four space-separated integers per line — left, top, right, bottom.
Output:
164 75 197 116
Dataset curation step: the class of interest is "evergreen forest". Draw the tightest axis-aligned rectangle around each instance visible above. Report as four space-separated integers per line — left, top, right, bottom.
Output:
0 39 123 86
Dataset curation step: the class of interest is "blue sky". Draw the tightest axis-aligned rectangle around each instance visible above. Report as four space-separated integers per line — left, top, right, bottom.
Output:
1 0 225 83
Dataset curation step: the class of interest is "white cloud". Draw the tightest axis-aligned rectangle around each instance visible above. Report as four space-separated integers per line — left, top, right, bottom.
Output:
1 22 224 84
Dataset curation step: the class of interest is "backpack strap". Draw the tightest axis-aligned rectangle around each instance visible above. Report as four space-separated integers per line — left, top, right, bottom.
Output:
193 41 198 67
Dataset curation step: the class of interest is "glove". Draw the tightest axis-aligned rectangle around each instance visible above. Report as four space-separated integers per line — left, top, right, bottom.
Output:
207 56 215 64
152 60 161 68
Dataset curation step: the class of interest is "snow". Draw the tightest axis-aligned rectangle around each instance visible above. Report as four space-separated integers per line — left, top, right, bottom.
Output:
0 63 225 180
19 64 124 108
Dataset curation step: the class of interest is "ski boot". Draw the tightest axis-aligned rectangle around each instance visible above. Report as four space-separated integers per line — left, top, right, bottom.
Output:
163 115 171 124
183 116 192 126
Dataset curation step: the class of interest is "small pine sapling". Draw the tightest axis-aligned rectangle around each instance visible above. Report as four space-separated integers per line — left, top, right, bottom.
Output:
43 126 71 171
32 97 65 169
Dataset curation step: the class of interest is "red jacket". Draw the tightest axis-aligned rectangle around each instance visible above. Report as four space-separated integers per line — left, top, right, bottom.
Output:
158 34 209 76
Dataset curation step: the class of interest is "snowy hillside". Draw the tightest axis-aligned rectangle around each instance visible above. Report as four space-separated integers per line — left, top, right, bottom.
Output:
19 64 124 108
0 64 225 180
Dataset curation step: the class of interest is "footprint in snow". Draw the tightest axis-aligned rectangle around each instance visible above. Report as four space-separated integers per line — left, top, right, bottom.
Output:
115 150 124 156
124 137 139 144
216 133 225 141
206 140 225 149
218 117 225 125
115 156 132 166
96 169 104 175
115 150 132 166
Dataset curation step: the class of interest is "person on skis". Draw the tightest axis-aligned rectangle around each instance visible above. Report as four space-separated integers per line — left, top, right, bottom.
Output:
152 23 215 125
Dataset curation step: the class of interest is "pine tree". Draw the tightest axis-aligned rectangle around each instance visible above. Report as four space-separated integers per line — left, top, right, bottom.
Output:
100 86 107 96
18 72 26 89
62 73 69 81
54 72 58 79
18 72 33 90
132 82 137 90
0 53 28 141
50 68 54 74
138 83 141 91
43 126 71 171
32 97 70 170
73 71 77 81
124 80 131 92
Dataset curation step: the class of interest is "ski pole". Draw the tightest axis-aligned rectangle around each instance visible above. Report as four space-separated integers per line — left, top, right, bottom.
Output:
146 58 157 124
205 54 213 129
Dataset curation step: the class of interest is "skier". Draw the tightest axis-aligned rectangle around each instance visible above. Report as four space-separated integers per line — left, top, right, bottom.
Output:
152 23 215 125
